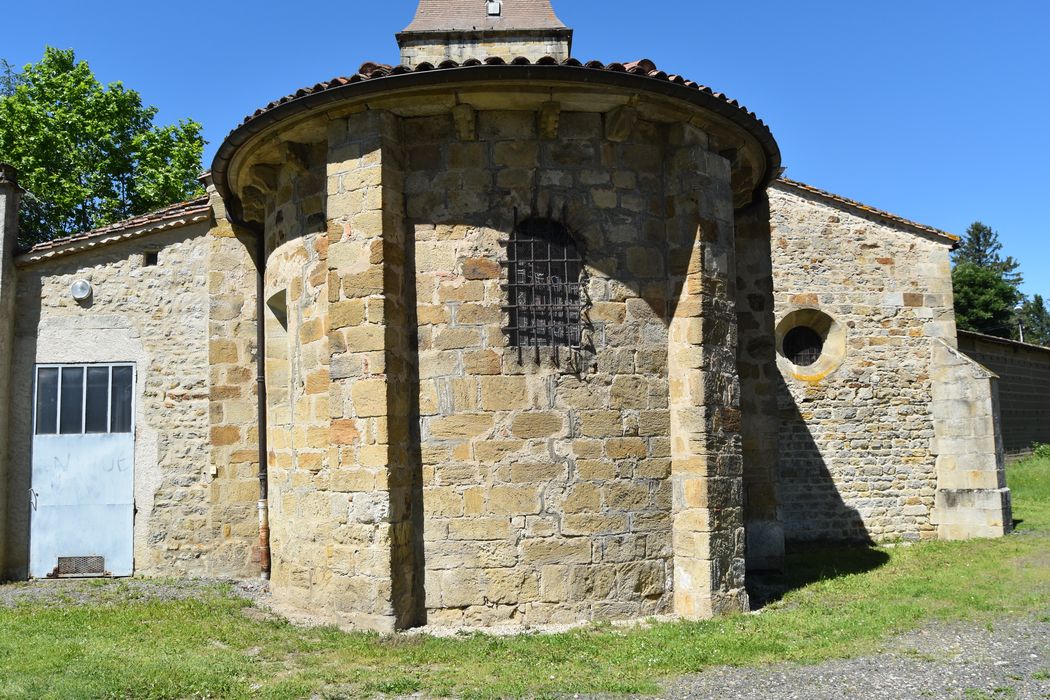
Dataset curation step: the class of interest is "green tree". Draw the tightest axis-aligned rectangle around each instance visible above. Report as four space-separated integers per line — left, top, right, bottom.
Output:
952 261 1022 337
0 48 204 245
952 221 1023 290
1018 294 1050 346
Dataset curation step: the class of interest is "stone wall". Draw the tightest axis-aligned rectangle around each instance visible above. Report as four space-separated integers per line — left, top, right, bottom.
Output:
734 192 782 569
6 222 258 579
957 330 1050 455
249 100 751 630
403 109 683 626
769 182 956 543
206 191 266 575
398 33 572 66
929 340 1011 539
0 168 22 574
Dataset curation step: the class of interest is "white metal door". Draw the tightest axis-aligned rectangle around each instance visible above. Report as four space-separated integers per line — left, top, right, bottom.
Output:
30 364 135 578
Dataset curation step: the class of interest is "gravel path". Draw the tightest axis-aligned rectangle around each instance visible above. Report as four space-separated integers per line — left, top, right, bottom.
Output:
0 577 266 607
662 616 1050 700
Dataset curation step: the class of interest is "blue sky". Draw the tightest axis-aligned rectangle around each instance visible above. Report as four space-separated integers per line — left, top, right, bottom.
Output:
3 0 1048 299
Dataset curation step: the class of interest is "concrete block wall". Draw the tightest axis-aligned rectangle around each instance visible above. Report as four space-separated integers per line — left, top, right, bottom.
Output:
957 331 1050 455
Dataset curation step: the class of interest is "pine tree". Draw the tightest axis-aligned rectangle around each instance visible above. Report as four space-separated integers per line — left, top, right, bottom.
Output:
952 262 1023 337
952 221 1023 290
1018 295 1050 347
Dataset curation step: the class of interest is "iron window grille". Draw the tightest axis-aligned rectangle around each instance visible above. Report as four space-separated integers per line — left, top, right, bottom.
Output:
782 326 825 368
501 217 587 366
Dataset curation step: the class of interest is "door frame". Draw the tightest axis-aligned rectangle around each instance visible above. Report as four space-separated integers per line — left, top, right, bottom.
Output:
30 362 137 578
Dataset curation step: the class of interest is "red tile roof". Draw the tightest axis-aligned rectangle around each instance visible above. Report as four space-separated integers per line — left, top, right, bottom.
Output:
212 57 781 204
16 196 211 264
402 0 568 32
774 177 960 246
237 57 765 128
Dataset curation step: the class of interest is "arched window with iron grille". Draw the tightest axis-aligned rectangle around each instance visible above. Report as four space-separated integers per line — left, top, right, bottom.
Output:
502 218 586 365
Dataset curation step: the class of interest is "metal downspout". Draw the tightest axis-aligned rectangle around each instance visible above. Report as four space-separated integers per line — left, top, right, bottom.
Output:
252 223 271 580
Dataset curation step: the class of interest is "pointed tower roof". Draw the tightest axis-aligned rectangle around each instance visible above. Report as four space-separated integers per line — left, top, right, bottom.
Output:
397 0 573 64
403 0 568 33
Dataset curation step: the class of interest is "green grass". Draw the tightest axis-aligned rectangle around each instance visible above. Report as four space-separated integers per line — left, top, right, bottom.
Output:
1 457 1048 699
1008 454 1050 531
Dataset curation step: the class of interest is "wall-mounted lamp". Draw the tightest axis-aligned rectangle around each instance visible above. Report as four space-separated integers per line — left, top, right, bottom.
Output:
70 279 93 303
487 1 502 16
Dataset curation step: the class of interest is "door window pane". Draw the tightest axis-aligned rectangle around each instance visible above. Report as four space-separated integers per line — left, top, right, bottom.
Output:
35 368 59 435
59 367 84 435
85 367 110 433
110 367 133 433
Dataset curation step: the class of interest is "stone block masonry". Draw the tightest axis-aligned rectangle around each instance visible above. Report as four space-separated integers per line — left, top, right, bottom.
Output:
734 192 783 570
4 0 1012 633
242 97 756 630
7 219 259 579
401 109 747 625
262 110 423 632
770 182 956 543
930 340 1011 539
0 165 23 575
206 185 269 576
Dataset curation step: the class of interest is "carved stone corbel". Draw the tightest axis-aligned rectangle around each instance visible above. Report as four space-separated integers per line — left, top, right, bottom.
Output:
604 106 638 143
452 104 476 141
538 101 561 140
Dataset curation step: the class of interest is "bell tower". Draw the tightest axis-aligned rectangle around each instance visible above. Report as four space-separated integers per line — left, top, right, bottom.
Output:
397 0 573 65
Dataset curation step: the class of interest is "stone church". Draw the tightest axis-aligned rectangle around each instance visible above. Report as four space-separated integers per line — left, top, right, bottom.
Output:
0 0 1012 631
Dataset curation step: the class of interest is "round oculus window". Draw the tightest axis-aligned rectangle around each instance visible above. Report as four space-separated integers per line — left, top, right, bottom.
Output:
782 326 824 367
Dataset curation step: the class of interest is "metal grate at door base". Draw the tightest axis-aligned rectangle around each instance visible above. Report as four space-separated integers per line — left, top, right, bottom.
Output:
53 556 107 578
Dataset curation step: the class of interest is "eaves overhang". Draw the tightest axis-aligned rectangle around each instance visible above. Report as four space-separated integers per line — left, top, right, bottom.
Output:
211 58 781 212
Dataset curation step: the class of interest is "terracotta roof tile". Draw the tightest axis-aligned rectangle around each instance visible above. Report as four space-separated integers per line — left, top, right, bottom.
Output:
774 177 960 245
236 57 768 132
16 196 211 263
212 56 781 214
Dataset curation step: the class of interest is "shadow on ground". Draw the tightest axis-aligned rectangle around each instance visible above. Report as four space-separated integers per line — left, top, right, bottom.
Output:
747 543 891 609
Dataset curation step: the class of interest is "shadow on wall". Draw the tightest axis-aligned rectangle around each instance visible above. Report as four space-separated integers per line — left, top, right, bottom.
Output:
3 273 40 580
746 374 886 606
773 372 872 545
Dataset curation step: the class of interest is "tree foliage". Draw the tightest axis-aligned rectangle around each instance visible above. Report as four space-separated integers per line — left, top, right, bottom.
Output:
952 261 1022 337
952 221 1023 289
0 48 205 245
1018 295 1050 346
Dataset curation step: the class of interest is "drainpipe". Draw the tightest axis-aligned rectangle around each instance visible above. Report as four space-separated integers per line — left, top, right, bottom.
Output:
253 225 271 580
205 174 270 580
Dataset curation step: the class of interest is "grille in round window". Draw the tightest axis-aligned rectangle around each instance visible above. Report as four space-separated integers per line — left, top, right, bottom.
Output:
782 326 824 367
